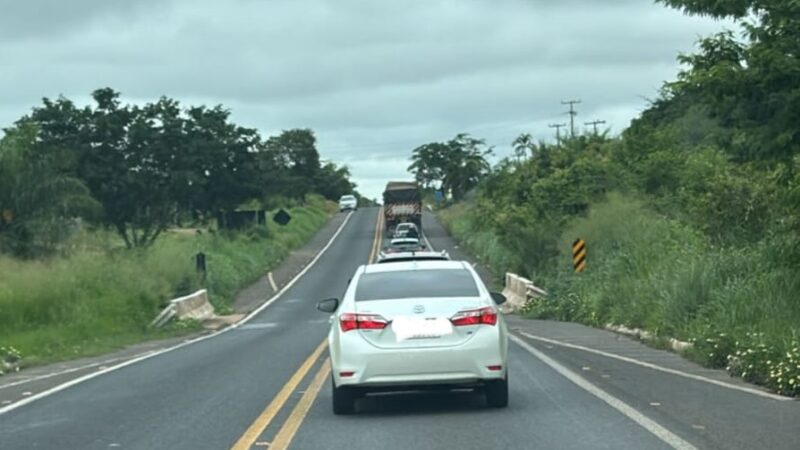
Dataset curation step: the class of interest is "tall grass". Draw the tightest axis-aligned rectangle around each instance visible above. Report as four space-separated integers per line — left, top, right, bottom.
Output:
0 197 333 366
438 203 517 285
438 193 800 395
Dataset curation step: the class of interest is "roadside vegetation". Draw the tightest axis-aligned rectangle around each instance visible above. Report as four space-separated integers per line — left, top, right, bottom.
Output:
420 1 800 396
0 89 359 370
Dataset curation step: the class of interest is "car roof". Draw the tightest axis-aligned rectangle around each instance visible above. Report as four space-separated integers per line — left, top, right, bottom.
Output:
376 251 449 264
389 237 419 244
364 260 469 273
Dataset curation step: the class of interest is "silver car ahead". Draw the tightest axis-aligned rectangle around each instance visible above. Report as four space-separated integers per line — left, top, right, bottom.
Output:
316 260 509 414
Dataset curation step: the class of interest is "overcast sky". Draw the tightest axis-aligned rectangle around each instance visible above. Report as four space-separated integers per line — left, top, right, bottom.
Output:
0 0 729 199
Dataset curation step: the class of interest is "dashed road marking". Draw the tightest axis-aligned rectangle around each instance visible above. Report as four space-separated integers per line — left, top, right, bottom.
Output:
268 272 277 292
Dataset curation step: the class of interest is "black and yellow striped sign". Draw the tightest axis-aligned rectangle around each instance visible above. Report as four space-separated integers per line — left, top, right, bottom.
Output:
572 238 586 273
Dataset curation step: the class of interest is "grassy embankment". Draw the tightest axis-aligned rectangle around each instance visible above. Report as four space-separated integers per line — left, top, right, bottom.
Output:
438 195 800 396
0 196 336 370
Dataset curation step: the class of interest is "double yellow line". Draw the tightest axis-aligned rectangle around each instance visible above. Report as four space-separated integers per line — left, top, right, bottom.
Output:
367 207 384 264
230 208 384 450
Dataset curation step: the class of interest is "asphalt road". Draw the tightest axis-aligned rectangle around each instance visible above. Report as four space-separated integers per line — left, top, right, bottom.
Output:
1 207 797 450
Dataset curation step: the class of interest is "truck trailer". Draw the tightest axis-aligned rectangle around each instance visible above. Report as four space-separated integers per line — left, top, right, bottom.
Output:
382 181 421 234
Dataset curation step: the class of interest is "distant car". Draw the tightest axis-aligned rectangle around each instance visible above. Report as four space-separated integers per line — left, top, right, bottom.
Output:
393 222 419 238
338 195 358 212
316 260 509 414
376 250 450 264
382 237 425 255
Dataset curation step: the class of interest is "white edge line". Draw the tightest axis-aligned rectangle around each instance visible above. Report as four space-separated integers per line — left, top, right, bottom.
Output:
0 211 355 416
0 356 127 391
510 334 699 450
515 330 791 402
268 272 278 292
422 231 433 251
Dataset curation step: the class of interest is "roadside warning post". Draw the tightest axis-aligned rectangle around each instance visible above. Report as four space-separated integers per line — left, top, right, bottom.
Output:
572 239 586 273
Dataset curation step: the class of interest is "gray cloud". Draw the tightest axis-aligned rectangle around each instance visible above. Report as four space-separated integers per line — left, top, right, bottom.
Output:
0 0 730 198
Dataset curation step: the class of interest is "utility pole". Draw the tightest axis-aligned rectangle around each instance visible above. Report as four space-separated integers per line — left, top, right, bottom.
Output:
548 123 568 144
585 119 606 135
561 99 581 138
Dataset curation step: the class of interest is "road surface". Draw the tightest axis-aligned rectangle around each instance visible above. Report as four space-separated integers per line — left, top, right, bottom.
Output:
1 207 797 450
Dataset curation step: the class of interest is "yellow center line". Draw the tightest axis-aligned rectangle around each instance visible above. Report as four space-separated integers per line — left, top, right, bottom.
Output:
231 208 383 450
269 358 331 450
229 339 327 450
368 207 384 263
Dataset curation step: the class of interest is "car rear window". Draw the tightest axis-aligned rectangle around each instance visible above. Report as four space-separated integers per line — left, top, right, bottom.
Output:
355 269 479 301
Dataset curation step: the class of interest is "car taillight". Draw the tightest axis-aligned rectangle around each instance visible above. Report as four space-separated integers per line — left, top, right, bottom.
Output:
450 307 497 326
339 313 389 332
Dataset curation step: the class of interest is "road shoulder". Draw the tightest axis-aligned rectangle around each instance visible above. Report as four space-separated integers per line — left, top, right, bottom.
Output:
426 209 799 450
0 211 351 409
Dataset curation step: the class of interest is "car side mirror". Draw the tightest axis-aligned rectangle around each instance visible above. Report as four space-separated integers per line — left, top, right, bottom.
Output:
490 292 507 305
317 298 339 313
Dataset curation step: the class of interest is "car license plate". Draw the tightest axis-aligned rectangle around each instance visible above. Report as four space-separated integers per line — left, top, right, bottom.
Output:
392 316 453 342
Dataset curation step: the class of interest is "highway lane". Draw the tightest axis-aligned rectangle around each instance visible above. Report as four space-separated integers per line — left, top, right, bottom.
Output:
0 208 379 450
290 343 675 450
2 207 797 450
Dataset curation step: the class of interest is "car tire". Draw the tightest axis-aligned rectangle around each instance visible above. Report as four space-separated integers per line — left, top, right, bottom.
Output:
332 378 356 415
485 375 508 408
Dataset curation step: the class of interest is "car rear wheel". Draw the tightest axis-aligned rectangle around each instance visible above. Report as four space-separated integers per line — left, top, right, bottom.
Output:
332 378 356 415
485 375 508 408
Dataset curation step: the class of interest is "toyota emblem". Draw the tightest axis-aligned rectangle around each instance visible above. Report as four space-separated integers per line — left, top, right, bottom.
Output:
413 305 425 314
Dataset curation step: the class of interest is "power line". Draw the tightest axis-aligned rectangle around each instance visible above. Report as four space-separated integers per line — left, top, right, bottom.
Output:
561 99 581 138
548 123 567 143
584 119 606 135
315 115 553 152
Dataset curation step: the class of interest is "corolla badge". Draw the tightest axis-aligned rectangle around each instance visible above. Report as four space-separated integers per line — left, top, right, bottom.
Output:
413 305 425 314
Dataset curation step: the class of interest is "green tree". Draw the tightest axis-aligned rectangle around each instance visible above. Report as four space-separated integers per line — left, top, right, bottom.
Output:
183 105 261 219
512 133 534 162
315 161 356 201
658 0 800 165
0 123 99 257
264 129 321 199
408 133 492 201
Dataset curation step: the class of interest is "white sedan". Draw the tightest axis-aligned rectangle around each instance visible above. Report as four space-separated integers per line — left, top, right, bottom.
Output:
338 195 358 212
316 260 509 414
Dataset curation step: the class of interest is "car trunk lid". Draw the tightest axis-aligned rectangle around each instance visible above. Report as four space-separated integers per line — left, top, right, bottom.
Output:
353 297 485 349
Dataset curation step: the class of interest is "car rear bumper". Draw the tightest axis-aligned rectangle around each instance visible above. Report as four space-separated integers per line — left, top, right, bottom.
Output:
331 333 507 388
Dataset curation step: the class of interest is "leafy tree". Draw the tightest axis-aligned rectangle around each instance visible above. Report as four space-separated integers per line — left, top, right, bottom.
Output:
512 133 534 162
8 88 360 250
0 123 99 256
408 133 492 201
264 129 321 199
315 161 356 201
183 105 261 219
657 0 800 165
